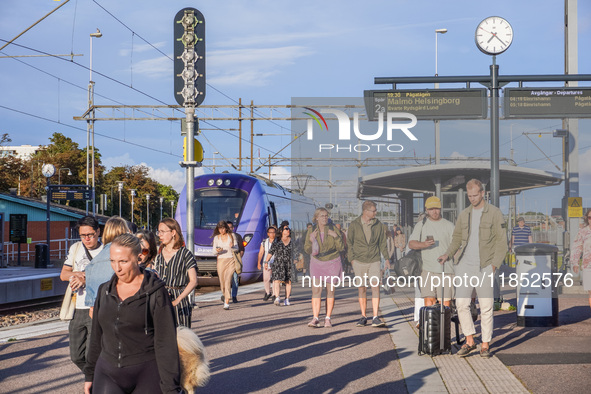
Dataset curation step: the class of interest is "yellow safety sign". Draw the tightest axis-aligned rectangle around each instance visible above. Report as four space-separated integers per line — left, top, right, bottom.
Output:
183 137 204 162
568 197 583 218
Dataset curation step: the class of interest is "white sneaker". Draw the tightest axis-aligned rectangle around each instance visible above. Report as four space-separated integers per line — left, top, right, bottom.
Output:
274 298 281 306
284 299 291 306
223 303 229 310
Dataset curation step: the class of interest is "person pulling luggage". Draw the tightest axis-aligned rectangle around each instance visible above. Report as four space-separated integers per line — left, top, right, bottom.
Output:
438 179 507 359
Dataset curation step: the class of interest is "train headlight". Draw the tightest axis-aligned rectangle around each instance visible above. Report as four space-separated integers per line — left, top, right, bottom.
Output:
224 179 231 186
243 233 253 247
215 178 223 186
207 179 214 186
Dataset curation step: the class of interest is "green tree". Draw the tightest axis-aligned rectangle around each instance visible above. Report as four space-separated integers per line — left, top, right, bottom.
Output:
0 134 27 193
27 132 101 208
103 165 179 228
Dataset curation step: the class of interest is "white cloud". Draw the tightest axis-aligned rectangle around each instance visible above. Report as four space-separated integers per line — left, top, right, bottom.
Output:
258 166 292 189
103 155 193 192
103 153 135 169
143 162 204 192
129 56 171 78
450 151 467 158
119 42 166 57
208 46 314 87
214 31 335 48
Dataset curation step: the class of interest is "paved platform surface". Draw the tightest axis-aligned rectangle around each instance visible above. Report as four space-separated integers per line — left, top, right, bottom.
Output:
1 277 590 393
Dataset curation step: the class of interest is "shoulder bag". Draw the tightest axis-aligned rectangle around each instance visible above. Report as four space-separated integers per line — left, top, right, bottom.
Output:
231 235 243 274
60 241 82 320
394 217 427 277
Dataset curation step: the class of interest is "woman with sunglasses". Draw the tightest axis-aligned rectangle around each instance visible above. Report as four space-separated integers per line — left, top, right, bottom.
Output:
136 230 158 272
572 208 591 310
266 223 295 306
154 218 198 327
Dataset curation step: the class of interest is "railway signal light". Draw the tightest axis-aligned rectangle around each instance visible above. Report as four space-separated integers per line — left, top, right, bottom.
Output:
173 8 205 106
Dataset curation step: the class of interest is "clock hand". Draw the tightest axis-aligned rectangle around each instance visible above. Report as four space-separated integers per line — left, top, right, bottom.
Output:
487 33 495 43
494 34 506 45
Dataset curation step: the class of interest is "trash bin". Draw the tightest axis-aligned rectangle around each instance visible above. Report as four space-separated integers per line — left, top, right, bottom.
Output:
515 243 559 327
35 243 48 268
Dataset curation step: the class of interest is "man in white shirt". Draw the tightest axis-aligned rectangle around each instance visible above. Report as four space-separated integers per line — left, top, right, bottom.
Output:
60 216 104 371
408 196 455 309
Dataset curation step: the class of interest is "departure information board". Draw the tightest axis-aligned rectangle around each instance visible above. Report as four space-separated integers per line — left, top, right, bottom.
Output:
50 185 92 201
364 88 488 120
504 88 591 118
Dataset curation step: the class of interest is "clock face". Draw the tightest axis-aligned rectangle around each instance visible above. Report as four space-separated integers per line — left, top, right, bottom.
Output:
475 16 513 55
41 164 55 178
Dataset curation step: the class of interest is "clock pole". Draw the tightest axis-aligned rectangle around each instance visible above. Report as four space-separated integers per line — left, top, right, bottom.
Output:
490 55 500 206
46 176 51 268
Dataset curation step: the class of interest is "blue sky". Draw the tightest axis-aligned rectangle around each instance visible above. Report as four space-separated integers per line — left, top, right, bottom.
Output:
1 0 590 215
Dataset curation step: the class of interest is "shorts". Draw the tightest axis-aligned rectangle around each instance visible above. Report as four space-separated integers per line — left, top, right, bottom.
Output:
420 270 454 301
352 260 381 287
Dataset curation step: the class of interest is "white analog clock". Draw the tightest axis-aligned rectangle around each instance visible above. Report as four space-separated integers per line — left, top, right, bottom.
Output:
475 16 513 55
41 163 55 178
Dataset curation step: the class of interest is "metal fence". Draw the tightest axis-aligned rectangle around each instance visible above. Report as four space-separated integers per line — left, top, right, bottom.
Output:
2 238 78 265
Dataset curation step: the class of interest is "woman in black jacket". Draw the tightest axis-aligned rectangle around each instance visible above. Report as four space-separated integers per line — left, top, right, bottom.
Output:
84 234 182 394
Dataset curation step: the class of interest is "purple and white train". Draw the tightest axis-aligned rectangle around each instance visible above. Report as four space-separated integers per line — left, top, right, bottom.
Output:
176 173 315 283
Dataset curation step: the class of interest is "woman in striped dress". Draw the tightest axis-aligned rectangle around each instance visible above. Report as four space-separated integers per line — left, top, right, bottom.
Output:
154 218 198 327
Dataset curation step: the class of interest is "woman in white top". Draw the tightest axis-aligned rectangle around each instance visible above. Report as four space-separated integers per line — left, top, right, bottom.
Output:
257 226 277 301
212 220 238 310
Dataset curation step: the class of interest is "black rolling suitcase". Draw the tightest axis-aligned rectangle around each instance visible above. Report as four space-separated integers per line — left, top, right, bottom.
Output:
418 268 452 356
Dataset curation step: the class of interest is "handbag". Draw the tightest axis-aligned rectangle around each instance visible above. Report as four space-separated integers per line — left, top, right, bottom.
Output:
395 249 422 277
232 250 243 274
59 286 76 321
394 216 427 277
60 241 82 321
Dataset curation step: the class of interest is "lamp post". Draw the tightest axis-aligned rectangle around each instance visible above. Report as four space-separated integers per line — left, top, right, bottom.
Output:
146 194 151 231
87 28 102 215
117 181 124 217
170 200 175 217
213 151 219 173
58 168 72 184
130 189 136 224
434 28 447 198
159 196 164 222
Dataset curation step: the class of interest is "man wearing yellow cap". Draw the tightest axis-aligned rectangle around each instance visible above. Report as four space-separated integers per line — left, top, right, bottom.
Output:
408 196 455 309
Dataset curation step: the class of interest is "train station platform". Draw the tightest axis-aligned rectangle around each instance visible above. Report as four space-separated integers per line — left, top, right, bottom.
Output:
1 278 590 393
0 266 67 305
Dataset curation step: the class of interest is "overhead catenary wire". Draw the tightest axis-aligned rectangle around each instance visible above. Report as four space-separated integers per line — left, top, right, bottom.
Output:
0 104 182 158
90 0 291 134
0 41 288 161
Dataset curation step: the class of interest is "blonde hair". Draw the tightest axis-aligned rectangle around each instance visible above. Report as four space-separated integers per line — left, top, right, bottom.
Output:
466 178 484 192
312 207 329 223
103 216 130 244
111 233 142 256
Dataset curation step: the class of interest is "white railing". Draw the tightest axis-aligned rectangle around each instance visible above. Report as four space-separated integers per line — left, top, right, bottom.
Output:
2 238 79 265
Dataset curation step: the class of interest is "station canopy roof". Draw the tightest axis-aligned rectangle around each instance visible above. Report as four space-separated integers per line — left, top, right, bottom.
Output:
358 162 563 199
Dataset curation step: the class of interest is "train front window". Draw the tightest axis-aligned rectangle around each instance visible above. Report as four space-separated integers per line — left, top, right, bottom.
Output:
194 188 247 229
